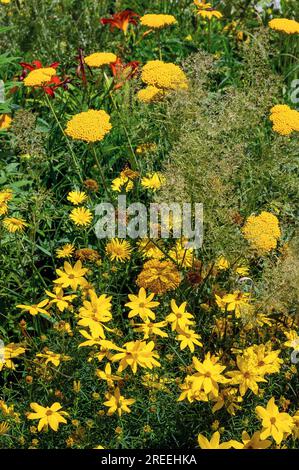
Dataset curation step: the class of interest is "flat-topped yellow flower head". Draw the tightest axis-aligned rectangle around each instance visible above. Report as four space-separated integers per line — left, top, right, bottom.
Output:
141 60 188 91
269 18 299 34
84 52 117 67
65 109 112 142
140 14 177 29
24 67 56 87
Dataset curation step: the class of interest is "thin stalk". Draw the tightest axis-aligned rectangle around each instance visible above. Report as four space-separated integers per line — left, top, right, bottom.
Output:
91 145 111 198
103 73 140 172
44 93 84 183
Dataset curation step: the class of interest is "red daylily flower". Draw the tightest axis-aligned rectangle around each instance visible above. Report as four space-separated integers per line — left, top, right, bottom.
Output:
19 60 60 81
110 58 139 89
19 60 70 97
43 75 71 97
100 9 139 34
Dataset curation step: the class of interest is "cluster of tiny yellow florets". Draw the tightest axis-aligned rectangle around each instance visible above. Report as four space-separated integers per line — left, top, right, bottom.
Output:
65 109 112 143
269 18 299 35
23 67 56 87
138 60 188 103
242 211 281 254
140 14 177 29
141 60 188 90
84 52 117 67
269 105 299 136
137 85 165 103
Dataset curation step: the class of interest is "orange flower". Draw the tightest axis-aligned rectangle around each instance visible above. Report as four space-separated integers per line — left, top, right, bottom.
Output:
100 9 139 34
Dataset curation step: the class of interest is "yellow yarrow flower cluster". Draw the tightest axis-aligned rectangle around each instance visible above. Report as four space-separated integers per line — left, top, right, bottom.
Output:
139 60 188 103
0 114 12 130
65 109 112 143
84 52 117 67
269 105 299 136
137 85 165 103
140 14 177 29
242 211 281 254
141 60 188 91
23 67 56 87
269 18 299 35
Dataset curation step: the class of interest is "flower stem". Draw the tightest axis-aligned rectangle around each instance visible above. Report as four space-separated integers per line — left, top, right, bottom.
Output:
91 145 111 198
103 73 140 172
44 93 84 183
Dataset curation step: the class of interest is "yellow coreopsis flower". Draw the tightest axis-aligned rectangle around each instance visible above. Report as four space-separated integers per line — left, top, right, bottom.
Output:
45 287 76 312
176 328 202 352
219 291 251 315
256 397 294 444
0 343 26 371
67 190 88 205
141 172 165 191
293 411 299 439
125 287 160 321
228 356 267 396
36 350 71 367
16 299 49 316
132 320 168 339
103 387 135 416
54 260 88 290
197 431 234 449
244 344 283 376
96 362 122 387
229 431 272 449
166 299 194 332
192 353 229 397
111 340 161 374
27 403 69 432
78 290 112 338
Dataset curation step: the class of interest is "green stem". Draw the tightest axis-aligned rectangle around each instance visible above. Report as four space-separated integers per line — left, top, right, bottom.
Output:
91 145 111 198
103 73 140 172
44 93 84 183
